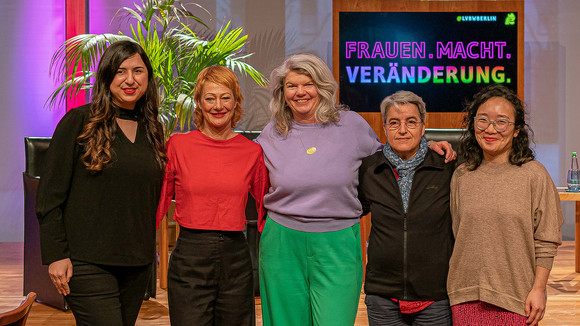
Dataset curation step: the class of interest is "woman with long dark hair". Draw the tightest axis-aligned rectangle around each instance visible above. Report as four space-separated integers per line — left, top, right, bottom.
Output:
37 40 165 325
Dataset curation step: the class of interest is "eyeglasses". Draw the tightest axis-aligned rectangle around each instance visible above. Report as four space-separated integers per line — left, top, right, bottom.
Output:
386 120 422 130
474 116 515 132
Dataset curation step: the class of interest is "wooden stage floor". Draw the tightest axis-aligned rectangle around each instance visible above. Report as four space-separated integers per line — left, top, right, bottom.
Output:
0 242 578 325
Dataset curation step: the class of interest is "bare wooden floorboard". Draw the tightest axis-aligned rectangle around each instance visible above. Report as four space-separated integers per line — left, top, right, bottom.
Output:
0 241 578 325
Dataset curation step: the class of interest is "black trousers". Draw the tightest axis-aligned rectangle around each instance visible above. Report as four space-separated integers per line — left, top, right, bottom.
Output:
65 260 151 326
167 228 254 326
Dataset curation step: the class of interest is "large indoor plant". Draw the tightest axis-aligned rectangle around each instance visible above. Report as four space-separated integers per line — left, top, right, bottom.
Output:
47 0 266 139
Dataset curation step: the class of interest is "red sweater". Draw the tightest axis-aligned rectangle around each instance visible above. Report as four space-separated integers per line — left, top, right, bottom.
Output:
156 130 269 231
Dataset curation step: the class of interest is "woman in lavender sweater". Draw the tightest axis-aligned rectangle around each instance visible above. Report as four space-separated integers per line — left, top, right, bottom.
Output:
256 53 454 326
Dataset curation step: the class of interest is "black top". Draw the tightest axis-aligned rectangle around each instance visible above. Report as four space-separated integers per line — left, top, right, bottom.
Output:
358 149 455 301
36 104 163 266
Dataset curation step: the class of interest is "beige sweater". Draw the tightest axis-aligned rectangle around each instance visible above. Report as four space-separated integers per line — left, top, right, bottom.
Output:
448 160 564 316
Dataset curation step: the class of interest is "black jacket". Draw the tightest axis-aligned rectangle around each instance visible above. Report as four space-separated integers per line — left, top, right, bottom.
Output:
36 104 163 266
358 149 454 300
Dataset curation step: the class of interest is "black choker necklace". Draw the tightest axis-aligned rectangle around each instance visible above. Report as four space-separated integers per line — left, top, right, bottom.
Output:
116 106 141 121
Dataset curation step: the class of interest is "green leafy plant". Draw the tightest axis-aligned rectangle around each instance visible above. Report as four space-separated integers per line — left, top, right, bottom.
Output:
47 0 266 139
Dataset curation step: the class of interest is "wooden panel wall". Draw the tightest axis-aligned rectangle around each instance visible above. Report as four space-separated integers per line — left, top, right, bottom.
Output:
359 112 467 142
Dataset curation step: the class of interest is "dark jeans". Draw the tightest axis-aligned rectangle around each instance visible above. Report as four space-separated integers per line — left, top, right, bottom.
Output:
167 228 254 326
366 294 452 326
65 260 151 326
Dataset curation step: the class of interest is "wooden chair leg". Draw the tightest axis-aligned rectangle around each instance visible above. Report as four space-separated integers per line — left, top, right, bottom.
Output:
360 213 371 282
159 214 169 289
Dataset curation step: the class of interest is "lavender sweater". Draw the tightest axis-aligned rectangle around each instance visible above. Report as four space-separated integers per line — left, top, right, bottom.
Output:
256 110 381 232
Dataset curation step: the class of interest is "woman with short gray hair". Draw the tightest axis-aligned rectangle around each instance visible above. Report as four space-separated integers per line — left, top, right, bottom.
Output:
360 90 454 325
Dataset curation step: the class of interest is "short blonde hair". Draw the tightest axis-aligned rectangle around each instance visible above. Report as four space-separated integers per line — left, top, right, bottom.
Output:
193 66 244 129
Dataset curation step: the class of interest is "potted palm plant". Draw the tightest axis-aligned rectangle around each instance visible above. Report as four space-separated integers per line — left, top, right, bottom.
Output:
46 0 266 139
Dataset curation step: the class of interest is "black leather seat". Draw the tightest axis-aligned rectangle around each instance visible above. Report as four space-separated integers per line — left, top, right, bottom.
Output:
424 128 464 152
23 137 68 310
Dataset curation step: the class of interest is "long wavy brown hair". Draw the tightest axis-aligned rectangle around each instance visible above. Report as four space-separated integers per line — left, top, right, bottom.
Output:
77 40 166 172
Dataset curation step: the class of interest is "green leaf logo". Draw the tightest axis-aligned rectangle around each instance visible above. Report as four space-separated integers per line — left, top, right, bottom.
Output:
505 13 516 25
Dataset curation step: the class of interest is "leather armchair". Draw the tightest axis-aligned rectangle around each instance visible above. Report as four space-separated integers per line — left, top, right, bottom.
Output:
424 128 465 152
23 137 67 310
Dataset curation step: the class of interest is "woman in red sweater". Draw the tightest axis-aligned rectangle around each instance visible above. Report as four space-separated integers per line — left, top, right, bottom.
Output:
156 66 269 326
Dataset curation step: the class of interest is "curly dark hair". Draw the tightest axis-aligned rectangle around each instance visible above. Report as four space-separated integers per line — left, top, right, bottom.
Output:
76 40 166 172
459 84 534 170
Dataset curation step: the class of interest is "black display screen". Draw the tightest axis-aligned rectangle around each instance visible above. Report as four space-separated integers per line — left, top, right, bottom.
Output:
339 12 518 112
